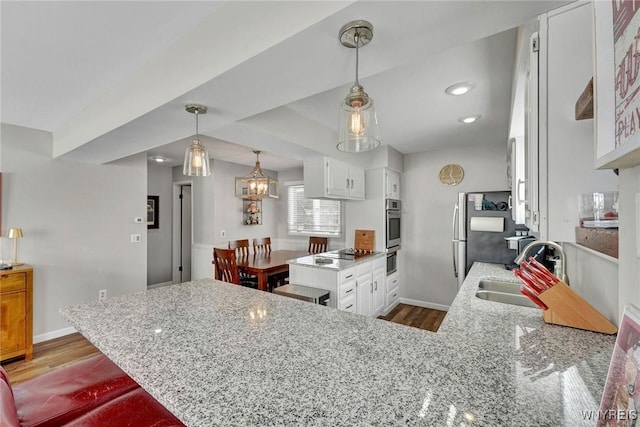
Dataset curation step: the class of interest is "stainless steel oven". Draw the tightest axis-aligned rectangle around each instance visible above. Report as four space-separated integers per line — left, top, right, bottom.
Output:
386 249 398 275
386 199 401 250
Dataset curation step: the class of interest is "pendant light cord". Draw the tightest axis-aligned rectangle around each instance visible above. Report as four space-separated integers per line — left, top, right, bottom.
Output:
195 109 200 142
354 29 360 86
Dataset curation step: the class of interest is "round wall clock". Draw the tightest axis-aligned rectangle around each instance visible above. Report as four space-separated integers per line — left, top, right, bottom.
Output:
439 164 464 186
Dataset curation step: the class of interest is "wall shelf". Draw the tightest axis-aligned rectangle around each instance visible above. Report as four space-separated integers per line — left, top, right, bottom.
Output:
243 199 262 225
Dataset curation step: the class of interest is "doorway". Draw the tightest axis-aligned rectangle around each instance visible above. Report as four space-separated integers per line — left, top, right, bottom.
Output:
172 182 192 283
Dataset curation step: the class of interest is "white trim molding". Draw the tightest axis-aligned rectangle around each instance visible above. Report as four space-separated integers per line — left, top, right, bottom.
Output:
399 298 450 312
34 326 77 344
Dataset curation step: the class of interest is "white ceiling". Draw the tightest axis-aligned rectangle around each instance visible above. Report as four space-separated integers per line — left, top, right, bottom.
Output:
1 1 570 171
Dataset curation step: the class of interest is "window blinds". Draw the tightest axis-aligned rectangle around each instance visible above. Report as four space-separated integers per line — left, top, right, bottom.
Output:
287 184 343 236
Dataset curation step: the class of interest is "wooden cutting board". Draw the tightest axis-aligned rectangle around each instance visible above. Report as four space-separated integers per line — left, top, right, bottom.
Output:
354 229 375 252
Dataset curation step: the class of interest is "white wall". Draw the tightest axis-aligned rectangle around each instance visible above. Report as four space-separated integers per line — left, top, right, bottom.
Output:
618 166 640 321
0 123 147 341
188 158 281 279
402 141 509 309
147 162 173 285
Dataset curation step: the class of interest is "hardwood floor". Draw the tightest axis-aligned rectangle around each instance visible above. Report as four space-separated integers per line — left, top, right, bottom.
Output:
1 333 101 384
2 304 446 384
378 303 447 332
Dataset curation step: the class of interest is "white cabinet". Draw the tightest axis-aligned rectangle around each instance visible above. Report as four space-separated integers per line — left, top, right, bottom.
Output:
511 3 618 241
356 262 373 316
372 258 386 316
289 258 388 317
509 137 526 225
385 169 400 200
386 271 400 312
304 157 365 200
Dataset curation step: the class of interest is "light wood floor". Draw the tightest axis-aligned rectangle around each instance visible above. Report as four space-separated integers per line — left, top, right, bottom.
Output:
2 304 446 384
1 333 100 384
378 303 447 332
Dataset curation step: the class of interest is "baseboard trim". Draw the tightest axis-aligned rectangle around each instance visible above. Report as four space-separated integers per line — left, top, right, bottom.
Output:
34 326 77 344
399 298 450 312
148 281 173 289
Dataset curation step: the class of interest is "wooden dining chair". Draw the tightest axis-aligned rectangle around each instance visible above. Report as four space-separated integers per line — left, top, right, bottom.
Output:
308 236 328 254
213 248 240 285
253 237 271 253
229 239 250 257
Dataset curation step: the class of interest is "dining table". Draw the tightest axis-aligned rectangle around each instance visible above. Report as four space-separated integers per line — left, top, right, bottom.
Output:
224 249 309 291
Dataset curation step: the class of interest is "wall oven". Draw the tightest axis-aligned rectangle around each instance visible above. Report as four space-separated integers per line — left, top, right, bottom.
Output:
386 199 401 250
386 249 398 275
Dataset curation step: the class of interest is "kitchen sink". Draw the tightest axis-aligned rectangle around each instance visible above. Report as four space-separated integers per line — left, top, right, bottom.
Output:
475 290 538 309
477 279 521 294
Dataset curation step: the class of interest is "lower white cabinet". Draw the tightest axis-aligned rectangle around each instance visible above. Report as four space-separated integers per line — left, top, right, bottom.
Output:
386 271 400 312
289 257 388 317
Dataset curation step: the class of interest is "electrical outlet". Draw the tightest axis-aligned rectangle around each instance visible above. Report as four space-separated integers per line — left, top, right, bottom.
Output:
134 217 143 224
99 289 107 302
221 230 226 238
130 234 141 243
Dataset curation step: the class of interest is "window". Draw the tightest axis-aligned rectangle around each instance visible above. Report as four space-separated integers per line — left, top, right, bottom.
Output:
287 184 343 237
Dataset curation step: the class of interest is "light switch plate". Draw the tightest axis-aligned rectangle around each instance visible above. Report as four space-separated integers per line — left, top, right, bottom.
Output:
131 234 141 243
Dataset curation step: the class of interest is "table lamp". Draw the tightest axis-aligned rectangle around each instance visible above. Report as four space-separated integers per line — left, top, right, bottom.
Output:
8 228 24 266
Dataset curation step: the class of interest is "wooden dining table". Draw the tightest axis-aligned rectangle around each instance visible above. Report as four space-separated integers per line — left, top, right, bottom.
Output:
230 249 309 291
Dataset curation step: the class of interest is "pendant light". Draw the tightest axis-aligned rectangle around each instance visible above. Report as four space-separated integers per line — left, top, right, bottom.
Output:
235 150 279 199
337 20 381 153
183 104 211 177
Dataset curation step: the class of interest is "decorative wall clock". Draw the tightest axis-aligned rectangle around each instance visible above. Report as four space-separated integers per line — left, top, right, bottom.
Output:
439 164 464 186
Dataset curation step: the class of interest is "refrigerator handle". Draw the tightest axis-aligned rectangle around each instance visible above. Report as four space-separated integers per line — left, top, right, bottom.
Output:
452 203 459 278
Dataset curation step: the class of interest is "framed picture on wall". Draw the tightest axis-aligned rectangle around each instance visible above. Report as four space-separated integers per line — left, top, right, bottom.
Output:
147 195 159 229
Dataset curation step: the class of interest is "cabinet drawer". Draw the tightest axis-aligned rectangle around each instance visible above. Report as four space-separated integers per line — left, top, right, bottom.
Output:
1 272 26 293
338 295 356 313
339 267 356 284
387 287 400 308
338 281 356 299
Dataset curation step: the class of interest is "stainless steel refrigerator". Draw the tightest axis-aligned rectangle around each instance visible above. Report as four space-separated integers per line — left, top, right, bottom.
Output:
452 191 518 289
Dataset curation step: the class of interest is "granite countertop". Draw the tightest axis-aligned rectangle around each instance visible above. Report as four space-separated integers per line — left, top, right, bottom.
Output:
287 251 385 271
60 262 616 426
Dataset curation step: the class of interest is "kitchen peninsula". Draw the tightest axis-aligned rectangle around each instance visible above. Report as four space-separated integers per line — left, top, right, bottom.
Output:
60 263 615 426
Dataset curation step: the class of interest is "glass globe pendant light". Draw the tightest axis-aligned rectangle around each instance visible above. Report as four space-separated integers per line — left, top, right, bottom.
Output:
183 104 211 177
337 20 381 152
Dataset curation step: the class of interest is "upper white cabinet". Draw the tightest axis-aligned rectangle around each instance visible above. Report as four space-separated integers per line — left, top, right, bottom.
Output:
385 169 400 200
304 157 365 200
514 2 618 241
509 137 526 225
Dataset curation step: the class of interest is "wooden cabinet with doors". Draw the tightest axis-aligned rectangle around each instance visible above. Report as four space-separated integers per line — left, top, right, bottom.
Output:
1 265 33 362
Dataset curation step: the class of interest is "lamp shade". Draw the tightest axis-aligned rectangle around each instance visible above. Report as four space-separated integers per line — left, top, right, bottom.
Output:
8 228 23 238
337 85 381 152
183 140 211 177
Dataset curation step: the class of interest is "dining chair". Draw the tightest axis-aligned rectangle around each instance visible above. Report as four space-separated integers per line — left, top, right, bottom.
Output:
229 239 250 257
213 248 240 285
227 240 258 288
253 237 272 253
308 236 328 254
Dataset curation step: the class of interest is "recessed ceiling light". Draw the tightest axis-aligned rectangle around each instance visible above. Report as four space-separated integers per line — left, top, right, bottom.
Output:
445 81 476 96
458 115 481 124
150 156 169 163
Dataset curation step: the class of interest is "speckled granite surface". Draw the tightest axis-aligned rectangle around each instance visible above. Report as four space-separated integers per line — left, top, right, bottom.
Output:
288 252 385 271
60 262 616 426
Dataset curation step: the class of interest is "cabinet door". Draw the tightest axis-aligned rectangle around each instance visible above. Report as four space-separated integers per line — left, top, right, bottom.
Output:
348 167 365 200
326 159 350 198
1 291 26 356
356 272 373 317
524 32 540 232
386 271 400 311
373 267 385 316
385 170 400 200
510 137 526 224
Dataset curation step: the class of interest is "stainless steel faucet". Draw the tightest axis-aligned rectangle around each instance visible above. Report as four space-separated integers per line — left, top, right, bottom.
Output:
514 240 569 284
